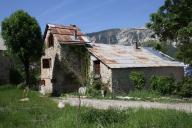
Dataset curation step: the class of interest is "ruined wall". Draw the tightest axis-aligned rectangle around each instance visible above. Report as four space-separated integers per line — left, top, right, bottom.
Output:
0 52 10 84
111 67 184 93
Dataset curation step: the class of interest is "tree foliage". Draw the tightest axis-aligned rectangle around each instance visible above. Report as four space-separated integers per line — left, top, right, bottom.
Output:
142 40 177 58
1 10 43 86
147 0 192 64
9 67 23 85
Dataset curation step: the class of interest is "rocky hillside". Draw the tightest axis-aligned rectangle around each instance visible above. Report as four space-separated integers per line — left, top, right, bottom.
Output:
87 28 158 45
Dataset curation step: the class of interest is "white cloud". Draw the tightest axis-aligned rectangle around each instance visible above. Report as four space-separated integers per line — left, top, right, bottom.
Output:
53 0 117 23
38 0 76 18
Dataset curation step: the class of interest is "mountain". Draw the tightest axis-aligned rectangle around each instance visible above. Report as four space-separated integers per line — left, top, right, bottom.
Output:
86 28 158 45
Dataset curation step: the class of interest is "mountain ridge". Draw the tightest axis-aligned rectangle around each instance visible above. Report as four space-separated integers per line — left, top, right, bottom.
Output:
86 28 158 45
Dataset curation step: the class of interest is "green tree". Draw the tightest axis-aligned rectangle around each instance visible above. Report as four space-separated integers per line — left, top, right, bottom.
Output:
142 40 177 58
1 10 43 87
147 0 192 64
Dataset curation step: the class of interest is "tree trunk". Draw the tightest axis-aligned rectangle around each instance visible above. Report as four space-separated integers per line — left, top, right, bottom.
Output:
21 60 30 98
24 61 30 87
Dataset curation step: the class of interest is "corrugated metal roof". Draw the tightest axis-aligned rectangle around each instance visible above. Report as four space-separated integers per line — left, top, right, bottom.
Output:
87 43 184 68
47 24 90 44
0 34 6 51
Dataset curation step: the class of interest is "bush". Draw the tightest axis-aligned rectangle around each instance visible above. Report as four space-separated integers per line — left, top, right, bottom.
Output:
93 80 102 90
9 67 23 85
150 75 175 95
176 77 192 98
86 79 104 97
86 87 102 97
130 71 145 90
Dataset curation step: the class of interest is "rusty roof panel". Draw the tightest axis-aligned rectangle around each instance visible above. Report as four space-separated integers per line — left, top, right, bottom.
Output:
50 27 84 36
47 24 90 44
87 43 184 68
50 28 73 35
54 35 72 42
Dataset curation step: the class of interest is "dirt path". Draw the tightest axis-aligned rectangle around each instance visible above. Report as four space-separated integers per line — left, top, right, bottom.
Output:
55 97 192 113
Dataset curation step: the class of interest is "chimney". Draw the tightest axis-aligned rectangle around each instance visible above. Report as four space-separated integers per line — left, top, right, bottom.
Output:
70 24 78 40
133 41 139 49
70 24 76 28
74 29 77 40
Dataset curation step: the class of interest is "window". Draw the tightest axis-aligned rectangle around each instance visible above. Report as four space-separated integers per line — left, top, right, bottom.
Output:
48 34 54 47
93 60 100 75
40 80 45 85
42 59 51 68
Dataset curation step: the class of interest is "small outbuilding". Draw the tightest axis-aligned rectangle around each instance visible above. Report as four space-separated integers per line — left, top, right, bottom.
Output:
87 43 184 93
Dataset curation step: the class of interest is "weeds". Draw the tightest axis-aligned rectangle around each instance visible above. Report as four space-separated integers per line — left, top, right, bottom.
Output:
1 86 192 128
81 108 127 126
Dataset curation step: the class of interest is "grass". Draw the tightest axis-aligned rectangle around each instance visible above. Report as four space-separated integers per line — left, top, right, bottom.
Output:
81 108 192 128
127 90 161 99
114 90 192 103
0 85 67 128
1 85 192 128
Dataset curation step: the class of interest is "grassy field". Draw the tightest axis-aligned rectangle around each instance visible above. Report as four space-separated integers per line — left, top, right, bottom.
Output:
1 85 192 128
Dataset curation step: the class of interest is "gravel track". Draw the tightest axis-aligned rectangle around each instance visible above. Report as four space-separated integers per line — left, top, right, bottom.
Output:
55 98 192 113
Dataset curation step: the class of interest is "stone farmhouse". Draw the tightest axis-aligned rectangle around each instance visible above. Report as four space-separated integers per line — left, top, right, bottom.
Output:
0 35 10 85
41 24 184 94
41 24 90 94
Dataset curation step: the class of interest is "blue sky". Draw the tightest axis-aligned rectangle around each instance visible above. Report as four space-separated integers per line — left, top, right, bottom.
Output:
0 0 164 33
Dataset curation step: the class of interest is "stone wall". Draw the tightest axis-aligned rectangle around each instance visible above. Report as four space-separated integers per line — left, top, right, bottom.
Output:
111 67 184 93
89 55 112 90
41 30 58 93
53 45 88 93
100 62 112 85
0 52 10 84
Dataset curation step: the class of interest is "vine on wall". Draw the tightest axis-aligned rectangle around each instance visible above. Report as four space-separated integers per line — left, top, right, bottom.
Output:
59 44 90 86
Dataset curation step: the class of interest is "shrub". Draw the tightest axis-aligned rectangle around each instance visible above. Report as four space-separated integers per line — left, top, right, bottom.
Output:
130 71 145 90
9 67 23 85
86 79 104 97
150 75 175 95
86 87 102 97
93 80 102 90
176 77 192 98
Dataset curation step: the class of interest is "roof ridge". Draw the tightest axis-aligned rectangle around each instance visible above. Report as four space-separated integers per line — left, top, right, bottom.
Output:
48 23 80 30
